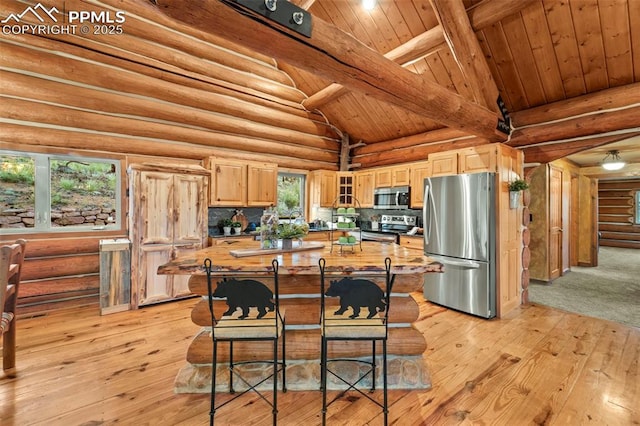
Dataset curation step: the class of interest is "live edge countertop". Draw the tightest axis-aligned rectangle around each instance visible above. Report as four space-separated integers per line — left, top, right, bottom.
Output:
157 240 444 276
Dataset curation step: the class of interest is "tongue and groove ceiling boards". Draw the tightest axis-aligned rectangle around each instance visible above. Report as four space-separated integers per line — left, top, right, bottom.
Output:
157 0 640 172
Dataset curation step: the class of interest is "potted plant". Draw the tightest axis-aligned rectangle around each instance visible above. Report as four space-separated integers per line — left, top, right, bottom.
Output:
218 218 233 236
278 222 309 250
508 179 529 209
231 221 243 235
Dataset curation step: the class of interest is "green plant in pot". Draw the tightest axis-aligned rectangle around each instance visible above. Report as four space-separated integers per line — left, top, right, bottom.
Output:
508 179 529 192
231 221 243 234
218 218 233 236
507 179 528 209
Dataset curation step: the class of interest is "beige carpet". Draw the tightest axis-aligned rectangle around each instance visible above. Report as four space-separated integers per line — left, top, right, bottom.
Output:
528 246 640 329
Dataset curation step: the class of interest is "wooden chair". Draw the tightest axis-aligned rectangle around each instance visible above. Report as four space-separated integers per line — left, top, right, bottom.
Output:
1 239 26 372
318 257 393 426
203 258 286 426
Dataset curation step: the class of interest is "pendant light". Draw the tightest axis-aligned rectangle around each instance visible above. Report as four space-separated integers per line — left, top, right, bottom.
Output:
601 150 626 171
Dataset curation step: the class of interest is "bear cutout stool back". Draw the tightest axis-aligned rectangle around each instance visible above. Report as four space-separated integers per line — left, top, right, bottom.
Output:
204 258 286 426
319 257 393 426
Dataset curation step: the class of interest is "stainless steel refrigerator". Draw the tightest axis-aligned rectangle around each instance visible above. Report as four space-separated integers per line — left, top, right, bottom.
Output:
423 172 496 318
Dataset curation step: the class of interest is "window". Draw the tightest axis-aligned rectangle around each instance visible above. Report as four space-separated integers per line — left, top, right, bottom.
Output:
636 191 640 225
276 172 305 218
0 151 121 233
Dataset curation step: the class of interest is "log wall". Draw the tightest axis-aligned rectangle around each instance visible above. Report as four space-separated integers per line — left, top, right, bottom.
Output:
598 179 640 249
0 1 345 315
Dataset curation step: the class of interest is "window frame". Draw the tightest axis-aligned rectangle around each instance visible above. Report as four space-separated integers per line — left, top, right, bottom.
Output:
276 171 306 219
1 149 124 235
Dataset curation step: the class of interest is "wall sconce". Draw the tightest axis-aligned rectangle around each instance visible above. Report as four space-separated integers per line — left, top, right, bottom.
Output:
601 150 626 171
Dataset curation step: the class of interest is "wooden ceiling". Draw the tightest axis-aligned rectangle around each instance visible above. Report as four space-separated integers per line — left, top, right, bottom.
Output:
285 0 640 173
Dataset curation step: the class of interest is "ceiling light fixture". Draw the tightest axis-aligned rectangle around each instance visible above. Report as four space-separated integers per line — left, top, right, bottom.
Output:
601 150 626 171
362 0 376 11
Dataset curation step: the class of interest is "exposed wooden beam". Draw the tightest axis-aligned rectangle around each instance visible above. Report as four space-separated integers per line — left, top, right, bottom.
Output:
509 106 640 147
354 128 473 155
429 0 499 112
520 134 640 164
353 137 486 168
302 0 536 110
155 0 505 142
511 81 640 127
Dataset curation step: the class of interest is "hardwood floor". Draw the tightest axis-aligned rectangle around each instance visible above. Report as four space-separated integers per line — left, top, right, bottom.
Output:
1 296 638 425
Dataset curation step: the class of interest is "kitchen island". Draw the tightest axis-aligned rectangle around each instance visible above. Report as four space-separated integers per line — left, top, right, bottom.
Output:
158 240 443 392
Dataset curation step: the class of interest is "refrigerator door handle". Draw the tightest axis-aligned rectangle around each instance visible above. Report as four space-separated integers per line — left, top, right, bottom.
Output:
427 254 480 270
423 183 430 245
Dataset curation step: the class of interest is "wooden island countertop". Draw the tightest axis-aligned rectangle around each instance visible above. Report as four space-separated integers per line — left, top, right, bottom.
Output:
158 240 443 393
158 240 443 275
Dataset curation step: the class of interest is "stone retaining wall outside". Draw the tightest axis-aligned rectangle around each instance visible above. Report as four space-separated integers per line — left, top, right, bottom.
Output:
0 207 116 228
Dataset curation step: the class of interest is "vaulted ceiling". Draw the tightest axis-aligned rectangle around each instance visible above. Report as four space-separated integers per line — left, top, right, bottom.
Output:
157 0 640 175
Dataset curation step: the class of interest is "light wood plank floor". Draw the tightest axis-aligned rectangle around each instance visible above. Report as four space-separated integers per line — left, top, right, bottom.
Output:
1 296 638 425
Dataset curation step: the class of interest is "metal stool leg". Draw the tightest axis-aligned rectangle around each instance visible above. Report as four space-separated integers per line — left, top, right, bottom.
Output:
210 339 217 426
229 341 234 393
371 341 376 392
383 339 388 425
321 336 328 426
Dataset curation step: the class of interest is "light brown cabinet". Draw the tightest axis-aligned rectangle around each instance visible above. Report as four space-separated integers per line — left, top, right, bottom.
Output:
458 145 498 174
429 151 458 176
129 164 209 308
409 161 431 208
309 170 337 208
354 170 375 207
207 157 277 207
247 162 278 206
336 172 354 206
374 166 410 187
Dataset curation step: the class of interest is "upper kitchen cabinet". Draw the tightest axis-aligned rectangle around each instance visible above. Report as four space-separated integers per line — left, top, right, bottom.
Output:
336 172 354 206
458 145 498 174
354 170 375 208
309 170 337 208
247 162 278 206
409 161 431 208
374 166 410 187
429 151 458 176
207 157 277 207
129 163 209 308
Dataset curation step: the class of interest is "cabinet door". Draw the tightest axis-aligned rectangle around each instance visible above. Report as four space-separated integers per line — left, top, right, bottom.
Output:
354 171 375 207
375 168 393 187
171 244 200 298
210 159 247 206
309 170 337 208
392 167 411 186
429 152 458 176
137 244 173 305
247 162 278 206
336 172 354 206
138 171 174 245
174 174 206 243
459 146 497 174
409 161 431 208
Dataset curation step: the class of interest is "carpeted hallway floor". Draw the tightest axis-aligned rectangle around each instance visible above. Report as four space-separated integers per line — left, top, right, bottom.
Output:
528 246 640 329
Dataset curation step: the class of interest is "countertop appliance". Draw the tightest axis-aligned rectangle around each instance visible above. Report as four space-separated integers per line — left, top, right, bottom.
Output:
423 172 496 318
361 215 416 243
373 186 410 209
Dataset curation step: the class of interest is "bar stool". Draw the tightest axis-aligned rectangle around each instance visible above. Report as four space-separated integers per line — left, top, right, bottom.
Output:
1 239 26 374
318 257 393 425
203 258 286 426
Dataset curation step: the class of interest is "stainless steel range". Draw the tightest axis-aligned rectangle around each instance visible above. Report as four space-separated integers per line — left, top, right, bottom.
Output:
362 215 416 243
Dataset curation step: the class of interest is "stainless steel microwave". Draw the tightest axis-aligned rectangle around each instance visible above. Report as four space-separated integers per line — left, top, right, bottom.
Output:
373 186 410 209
